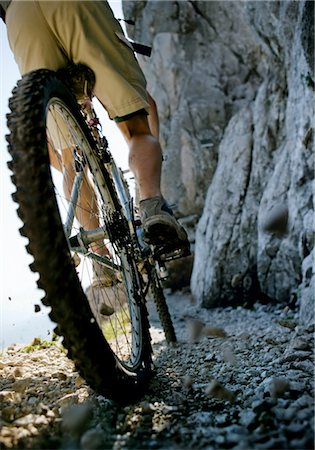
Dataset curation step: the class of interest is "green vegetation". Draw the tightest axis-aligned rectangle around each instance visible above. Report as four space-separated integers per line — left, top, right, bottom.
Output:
19 335 66 353
102 306 131 342
302 72 314 89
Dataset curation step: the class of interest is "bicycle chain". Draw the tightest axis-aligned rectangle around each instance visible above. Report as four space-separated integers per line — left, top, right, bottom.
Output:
105 209 131 250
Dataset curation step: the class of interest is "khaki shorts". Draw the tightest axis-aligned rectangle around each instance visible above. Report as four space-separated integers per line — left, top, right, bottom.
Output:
6 0 149 120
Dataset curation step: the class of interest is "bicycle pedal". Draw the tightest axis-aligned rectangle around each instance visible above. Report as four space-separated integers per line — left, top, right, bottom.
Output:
155 244 191 262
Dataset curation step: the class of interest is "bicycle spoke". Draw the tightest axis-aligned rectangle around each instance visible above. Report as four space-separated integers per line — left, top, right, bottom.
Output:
47 99 144 368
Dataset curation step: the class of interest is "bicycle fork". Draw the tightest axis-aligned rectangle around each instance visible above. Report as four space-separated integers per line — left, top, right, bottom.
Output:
62 148 113 271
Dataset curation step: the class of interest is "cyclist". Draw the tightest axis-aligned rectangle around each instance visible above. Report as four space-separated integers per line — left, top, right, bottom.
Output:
1 0 189 253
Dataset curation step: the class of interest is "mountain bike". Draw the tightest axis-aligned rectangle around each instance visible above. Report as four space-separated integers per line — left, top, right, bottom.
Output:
6 63 189 404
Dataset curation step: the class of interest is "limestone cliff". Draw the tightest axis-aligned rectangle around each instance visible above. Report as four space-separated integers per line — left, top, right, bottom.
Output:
122 0 314 325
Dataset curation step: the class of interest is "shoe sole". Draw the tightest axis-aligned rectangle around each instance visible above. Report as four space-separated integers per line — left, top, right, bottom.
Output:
143 216 189 249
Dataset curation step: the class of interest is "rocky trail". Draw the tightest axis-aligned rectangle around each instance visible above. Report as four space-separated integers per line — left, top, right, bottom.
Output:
1 291 314 449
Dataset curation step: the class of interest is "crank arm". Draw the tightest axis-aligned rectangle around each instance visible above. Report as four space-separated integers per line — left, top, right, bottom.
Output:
70 247 121 272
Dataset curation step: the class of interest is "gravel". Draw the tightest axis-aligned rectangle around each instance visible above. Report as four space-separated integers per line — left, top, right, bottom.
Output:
1 292 314 449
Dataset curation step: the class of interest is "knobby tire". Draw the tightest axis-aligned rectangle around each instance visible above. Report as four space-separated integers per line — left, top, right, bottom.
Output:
150 272 177 344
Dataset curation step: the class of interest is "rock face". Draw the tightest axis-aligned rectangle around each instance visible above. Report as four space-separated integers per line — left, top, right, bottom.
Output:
122 1 314 324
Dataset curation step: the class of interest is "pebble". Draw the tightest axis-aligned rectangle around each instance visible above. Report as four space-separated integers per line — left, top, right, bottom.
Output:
0 298 313 450
80 427 106 449
205 379 235 403
259 377 290 398
2 406 16 422
182 374 194 389
56 393 79 408
61 403 93 437
75 375 86 388
140 401 155 413
13 367 23 377
52 371 68 381
222 346 237 365
11 379 30 393
203 326 227 338
187 318 204 342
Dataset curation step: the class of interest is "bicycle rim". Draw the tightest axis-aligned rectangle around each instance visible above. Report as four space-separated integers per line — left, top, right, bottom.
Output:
47 97 146 370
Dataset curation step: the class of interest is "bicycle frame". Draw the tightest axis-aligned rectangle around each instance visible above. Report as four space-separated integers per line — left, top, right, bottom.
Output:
62 96 145 276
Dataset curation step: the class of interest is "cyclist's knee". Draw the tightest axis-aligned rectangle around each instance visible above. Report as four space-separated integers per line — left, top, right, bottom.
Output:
117 113 152 142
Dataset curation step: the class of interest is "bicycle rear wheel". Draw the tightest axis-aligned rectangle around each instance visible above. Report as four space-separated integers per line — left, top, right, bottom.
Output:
7 69 152 403
150 271 177 344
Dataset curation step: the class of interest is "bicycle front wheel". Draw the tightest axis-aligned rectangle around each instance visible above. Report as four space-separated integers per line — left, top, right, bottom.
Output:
7 69 152 403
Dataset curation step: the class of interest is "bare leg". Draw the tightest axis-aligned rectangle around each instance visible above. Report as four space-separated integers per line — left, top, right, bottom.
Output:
48 139 63 172
116 114 162 200
116 101 189 249
147 92 159 139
